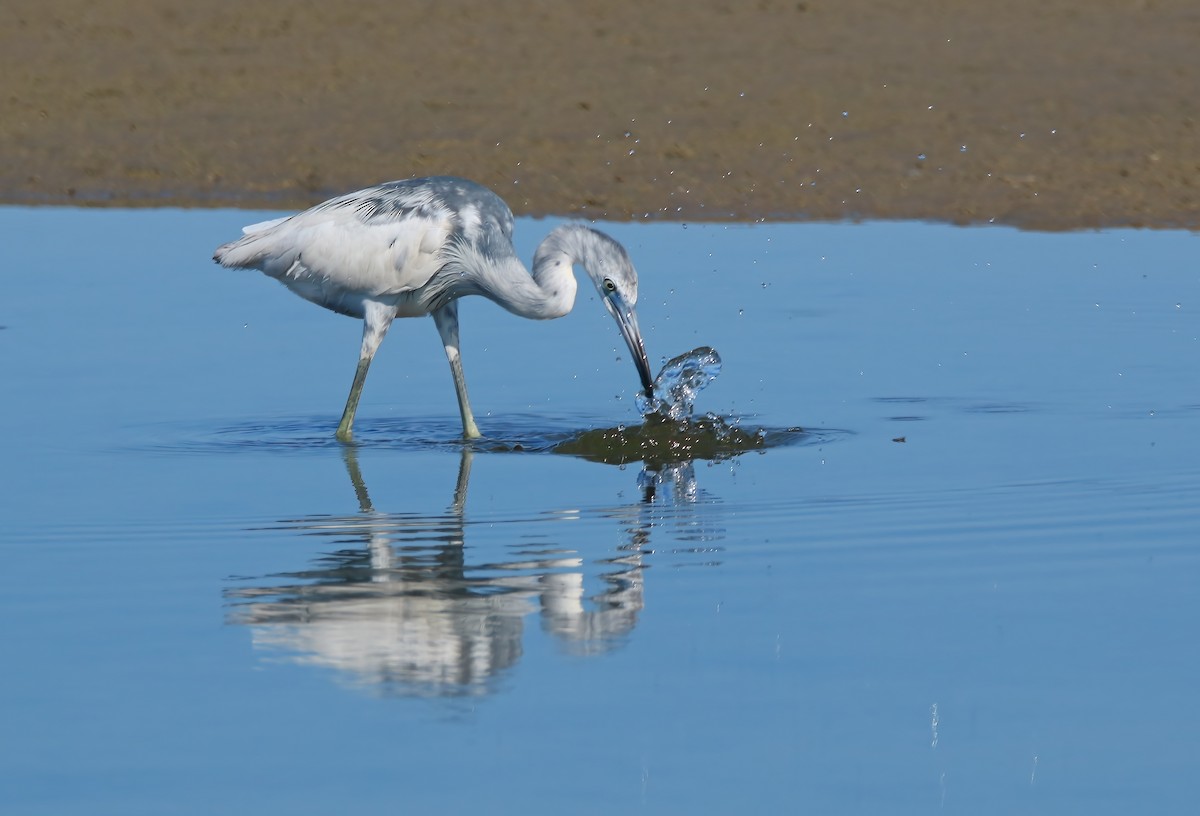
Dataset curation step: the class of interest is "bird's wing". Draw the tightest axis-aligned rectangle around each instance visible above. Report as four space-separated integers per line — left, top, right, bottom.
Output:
214 187 458 297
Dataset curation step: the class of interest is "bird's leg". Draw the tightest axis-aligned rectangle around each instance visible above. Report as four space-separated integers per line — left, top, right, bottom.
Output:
431 302 482 439
336 356 372 442
336 301 395 442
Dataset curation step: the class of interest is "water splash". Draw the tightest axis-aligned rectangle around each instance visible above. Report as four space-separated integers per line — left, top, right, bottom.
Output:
637 346 723 420
550 344 805 464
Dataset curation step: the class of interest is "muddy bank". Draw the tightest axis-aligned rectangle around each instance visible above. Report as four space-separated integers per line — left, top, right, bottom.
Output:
2 0 1197 228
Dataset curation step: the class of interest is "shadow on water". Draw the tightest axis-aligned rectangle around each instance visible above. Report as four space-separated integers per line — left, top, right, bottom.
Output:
222 417 821 698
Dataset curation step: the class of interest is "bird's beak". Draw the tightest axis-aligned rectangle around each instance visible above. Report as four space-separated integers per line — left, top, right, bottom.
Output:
605 293 655 396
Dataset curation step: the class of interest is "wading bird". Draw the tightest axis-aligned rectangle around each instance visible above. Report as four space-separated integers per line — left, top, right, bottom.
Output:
214 177 654 441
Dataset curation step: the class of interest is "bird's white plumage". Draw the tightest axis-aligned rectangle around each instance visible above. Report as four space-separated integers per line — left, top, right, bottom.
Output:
217 206 456 318
213 176 653 440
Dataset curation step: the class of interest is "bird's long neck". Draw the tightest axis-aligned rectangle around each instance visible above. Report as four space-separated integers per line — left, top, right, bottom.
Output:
489 224 595 321
451 224 610 321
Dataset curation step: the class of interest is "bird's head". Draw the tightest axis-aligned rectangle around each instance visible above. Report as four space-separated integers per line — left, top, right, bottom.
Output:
566 226 655 397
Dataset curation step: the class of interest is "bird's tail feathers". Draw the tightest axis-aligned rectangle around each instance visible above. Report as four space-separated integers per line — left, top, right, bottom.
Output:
213 216 295 269
213 232 273 270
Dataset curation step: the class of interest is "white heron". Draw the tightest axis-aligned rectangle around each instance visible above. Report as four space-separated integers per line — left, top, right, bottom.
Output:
214 176 654 441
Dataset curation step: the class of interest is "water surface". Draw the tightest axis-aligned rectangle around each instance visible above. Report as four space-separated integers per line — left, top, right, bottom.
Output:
1 209 1197 814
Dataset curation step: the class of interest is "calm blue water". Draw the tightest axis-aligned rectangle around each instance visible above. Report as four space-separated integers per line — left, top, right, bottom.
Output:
1 208 1198 814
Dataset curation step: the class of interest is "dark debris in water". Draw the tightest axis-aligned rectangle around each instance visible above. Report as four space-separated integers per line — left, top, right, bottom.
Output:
553 413 803 466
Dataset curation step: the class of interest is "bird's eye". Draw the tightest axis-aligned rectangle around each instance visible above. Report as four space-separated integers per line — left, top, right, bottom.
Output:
603 278 617 292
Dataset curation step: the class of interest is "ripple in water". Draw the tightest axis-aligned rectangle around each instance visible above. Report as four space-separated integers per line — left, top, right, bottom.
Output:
148 348 809 461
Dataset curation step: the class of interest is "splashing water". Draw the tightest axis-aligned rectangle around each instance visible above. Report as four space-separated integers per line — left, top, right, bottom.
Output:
637 346 723 420
556 344 805 464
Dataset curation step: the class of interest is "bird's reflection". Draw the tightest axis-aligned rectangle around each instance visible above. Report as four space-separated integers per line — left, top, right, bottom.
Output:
225 446 723 697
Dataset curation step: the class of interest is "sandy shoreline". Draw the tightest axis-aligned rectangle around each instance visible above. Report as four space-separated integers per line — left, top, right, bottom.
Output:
2 0 1197 229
